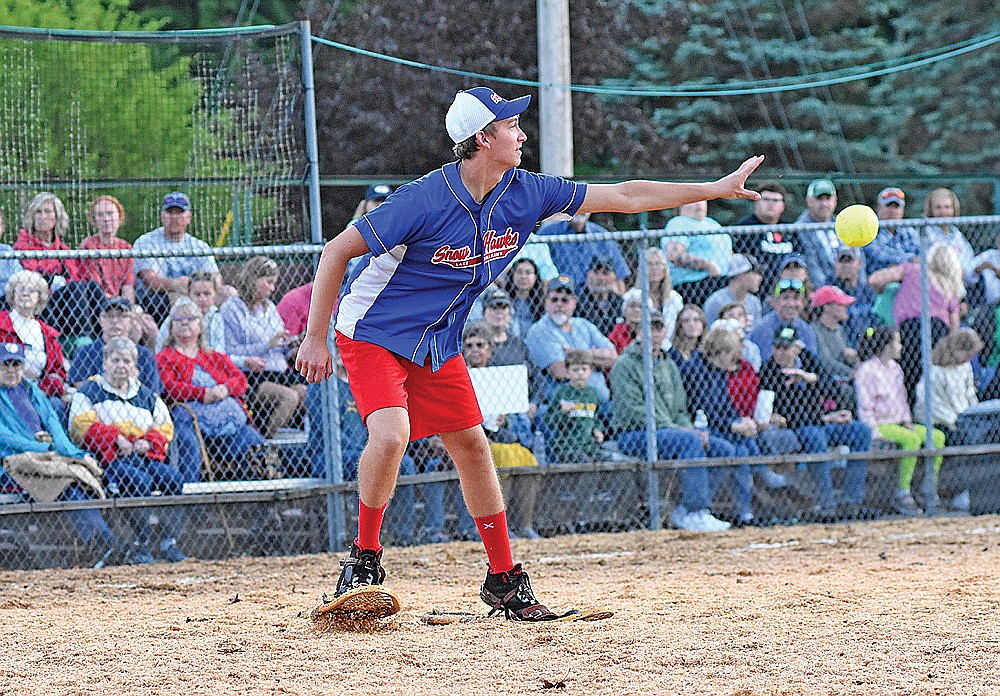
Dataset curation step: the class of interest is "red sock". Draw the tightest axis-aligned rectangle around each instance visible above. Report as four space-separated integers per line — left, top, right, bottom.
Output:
475 511 514 574
355 500 386 551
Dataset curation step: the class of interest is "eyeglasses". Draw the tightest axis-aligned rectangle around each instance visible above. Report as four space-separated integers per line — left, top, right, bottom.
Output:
836 255 858 263
463 340 490 349
547 295 574 304
774 278 805 295
759 195 784 203
0 361 23 368
172 315 199 323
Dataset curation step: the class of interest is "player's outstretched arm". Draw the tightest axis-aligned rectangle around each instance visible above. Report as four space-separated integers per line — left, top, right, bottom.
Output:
577 155 764 215
295 226 369 383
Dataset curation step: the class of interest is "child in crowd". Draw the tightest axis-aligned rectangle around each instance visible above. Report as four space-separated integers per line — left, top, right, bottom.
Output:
855 326 946 516
544 349 604 463
914 328 983 437
714 302 761 370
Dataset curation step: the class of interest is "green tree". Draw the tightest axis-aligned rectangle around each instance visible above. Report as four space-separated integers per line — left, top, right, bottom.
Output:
0 0 199 239
878 0 1000 173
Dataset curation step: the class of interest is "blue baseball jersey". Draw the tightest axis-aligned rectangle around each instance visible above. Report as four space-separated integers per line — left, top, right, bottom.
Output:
337 162 587 370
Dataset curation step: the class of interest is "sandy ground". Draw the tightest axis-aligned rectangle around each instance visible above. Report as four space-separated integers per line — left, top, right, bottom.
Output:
2 516 999 695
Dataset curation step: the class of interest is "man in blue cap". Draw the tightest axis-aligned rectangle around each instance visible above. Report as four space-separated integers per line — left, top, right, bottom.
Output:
0 342 127 567
132 192 225 324
296 85 765 621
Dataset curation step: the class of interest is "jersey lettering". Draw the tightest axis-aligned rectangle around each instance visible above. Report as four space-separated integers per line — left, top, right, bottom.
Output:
431 244 481 268
482 227 520 263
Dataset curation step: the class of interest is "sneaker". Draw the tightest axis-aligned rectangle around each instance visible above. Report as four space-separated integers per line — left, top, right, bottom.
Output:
159 539 187 563
334 542 386 598
669 505 689 529
92 539 127 569
758 468 790 490
480 564 563 621
126 543 157 565
894 491 923 517
676 509 731 532
952 490 971 512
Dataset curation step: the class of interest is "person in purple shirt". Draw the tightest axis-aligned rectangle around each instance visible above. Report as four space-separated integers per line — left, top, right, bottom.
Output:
294 85 765 621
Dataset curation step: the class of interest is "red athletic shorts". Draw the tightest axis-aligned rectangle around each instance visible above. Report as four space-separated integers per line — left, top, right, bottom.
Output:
335 332 483 441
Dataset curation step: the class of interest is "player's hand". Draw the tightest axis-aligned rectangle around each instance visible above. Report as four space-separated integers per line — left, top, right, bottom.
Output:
296 336 333 383
713 155 764 201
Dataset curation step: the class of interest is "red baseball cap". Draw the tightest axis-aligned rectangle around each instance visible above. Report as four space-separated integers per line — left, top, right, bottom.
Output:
811 285 856 308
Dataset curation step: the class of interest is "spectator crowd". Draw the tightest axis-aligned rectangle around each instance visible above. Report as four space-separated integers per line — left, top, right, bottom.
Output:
2 180 999 566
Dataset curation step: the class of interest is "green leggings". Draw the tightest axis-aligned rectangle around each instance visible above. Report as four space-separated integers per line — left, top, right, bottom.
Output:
876 423 946 492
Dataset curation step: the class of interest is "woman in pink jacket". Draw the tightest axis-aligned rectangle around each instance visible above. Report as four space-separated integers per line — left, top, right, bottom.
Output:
854 326 945 516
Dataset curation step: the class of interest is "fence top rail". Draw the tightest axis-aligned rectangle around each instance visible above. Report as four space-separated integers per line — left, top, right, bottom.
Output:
532 214 1000 244
1 215 997 256
0 243 324 261
0 22 296 43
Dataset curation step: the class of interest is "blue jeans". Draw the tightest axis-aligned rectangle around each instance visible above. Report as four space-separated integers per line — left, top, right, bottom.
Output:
171 405 265 482
617 428 752 518
105 453 186 544
794 422 871 507
708 432 761 517
62 484 116 546
419 457 475 538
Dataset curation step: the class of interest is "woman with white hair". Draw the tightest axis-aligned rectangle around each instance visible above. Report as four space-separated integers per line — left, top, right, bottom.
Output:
642 247 683 336
69 337 185 564
156 301 267 482
870 241 964 403
0 270 68 400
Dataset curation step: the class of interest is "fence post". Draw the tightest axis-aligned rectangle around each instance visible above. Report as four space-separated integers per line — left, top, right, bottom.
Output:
298 20 324 246
319 329 346 552
917 220 938 513
636 220 661 530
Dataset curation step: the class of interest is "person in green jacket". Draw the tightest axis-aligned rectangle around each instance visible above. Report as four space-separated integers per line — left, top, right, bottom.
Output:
609 311 739 531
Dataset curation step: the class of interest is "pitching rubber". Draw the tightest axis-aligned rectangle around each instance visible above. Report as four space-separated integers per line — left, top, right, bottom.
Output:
419 607 614 625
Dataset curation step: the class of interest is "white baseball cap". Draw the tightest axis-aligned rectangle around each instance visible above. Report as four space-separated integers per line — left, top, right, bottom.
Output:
445 87 531 144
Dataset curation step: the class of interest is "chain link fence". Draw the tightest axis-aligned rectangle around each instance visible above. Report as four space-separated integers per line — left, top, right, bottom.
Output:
3 214 1000 569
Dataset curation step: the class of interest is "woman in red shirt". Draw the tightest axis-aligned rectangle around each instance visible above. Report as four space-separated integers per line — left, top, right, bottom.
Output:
74 195 136 303
16 192 104 339
156 301 268 482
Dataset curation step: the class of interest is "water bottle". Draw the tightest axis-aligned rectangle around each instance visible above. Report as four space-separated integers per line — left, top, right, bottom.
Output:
694 409 708 433
532 430 547 466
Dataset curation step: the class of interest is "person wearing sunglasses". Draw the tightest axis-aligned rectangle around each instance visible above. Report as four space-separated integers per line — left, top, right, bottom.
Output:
525 275 618 403
864 187 921 273
749 277 819 363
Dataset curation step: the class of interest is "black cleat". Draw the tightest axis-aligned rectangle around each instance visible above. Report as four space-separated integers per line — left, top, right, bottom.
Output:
335 542 386 598
480 564 570 621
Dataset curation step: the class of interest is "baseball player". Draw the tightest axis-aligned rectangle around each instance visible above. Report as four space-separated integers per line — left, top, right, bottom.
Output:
296 86 763 621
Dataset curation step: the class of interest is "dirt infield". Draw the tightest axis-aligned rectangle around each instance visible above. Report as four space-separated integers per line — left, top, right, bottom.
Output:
2 516 999 695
